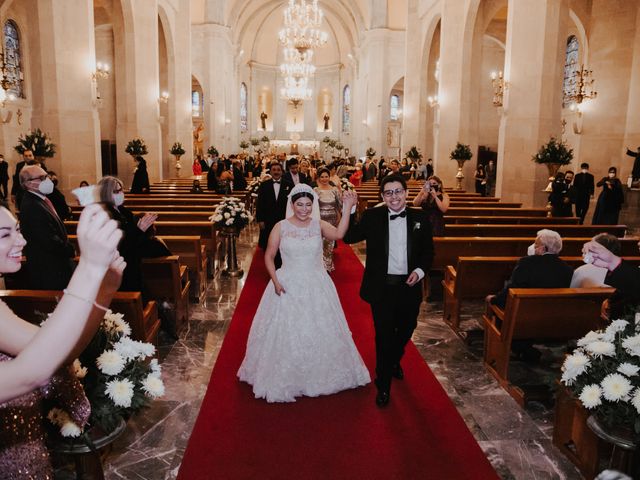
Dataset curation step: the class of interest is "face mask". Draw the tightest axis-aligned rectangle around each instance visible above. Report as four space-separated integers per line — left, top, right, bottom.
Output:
113 192 125 206
527 243 536 256
38 178 54 195
608 173 616 178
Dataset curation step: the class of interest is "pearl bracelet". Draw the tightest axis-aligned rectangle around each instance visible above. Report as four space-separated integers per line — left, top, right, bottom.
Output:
63 289 109 312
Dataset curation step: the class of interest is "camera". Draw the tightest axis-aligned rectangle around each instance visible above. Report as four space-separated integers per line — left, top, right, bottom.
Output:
424 183 431 193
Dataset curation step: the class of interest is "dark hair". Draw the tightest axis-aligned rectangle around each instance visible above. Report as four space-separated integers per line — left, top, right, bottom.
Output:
287 158 299 167
269 161 282 171
593 233 622 256
379 174 407 194
79 180 89 187
608 167 617 174
565 170 574 176
291 191 314 203
580 162 589 169
390 159 400 166
317 167 330 177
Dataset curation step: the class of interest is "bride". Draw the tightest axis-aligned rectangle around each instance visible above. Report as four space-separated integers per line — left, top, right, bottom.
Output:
238 183 370 402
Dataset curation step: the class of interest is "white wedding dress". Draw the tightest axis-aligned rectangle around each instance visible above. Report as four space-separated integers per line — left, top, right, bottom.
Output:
237 218 371 403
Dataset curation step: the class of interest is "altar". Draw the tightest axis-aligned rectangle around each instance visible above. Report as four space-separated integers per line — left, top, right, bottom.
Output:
269 139 320 156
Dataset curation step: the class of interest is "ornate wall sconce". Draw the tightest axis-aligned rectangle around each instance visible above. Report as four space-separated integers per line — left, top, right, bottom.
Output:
159 91 169 104
427 95 439 108
565 64 597 105
490 71 509 107
91 62 110 80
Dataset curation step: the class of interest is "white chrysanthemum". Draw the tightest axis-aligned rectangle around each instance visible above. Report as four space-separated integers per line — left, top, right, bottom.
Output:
72 359 88 379
149 358 161 376
96 350 126 376
622 334 640 357
561 352 591 385
48 408 82 437
114 337 155 361
223 212 230 219
606 319 629 335
618 363 640 377
585 341 616 358
632 389 640 413
141 374 165 398
601 373 633 402
577 331 602 347
105 379 135 408
225 218 234 226
635 312 640 326
137 341 156 359
579 384 603 409
214 215 223 222
60 419 82 437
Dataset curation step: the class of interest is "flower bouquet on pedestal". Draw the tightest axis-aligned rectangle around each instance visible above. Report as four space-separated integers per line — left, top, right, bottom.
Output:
561 311 640 443
366 147 376 159
15 128 56 164
207 145 219 157
449 143 472 190
170 142 186 177
532 137 573 192
125 138 148 159
210 197 253 276
48 310 164 444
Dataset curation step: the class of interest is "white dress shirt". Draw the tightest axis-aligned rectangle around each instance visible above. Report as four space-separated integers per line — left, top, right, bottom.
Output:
387 209 425 281
273 180 281 199
291 173 300 185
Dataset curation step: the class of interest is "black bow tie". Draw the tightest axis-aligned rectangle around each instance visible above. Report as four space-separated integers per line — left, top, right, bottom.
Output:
389 210 407 220
273 180 281 184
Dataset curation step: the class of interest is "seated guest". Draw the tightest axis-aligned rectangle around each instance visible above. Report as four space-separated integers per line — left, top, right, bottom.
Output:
46 171 71 220
571 233 621 288
486 229 573 309
98 176 160 297
232 160 247 191
190 179 204 193
583 238 640 318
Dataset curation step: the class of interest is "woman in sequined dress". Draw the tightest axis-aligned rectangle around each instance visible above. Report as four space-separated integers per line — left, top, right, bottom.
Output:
314 167 343 271
0 202 124 478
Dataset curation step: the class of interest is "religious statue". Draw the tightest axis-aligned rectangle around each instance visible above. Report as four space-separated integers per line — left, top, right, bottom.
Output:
323 113 330 131
260 111 268 130
193 123 204 157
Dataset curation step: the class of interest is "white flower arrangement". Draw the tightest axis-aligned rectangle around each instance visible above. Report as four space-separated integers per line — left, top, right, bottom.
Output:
210 196 253 230
48 408 82 438
561 310 640 437
340 178 355 191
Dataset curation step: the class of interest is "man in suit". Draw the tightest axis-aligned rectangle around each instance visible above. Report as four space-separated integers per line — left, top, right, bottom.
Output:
0 154 8 199
11 149 36 207
232 159 247 191
573 162 595 224
282 158 310 186
344 174 434 407
363 157 377 182
626 146 640 181
256 162 293 267
18 165 75 289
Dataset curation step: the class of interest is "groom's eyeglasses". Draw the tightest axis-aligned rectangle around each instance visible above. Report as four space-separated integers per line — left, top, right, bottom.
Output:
382 188 405 198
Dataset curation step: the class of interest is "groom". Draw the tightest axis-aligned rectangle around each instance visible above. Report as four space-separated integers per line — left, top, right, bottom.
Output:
344 174 434 407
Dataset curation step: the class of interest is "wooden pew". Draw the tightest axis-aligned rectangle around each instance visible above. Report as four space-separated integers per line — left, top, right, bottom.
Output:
445 215 580 225
482 287 614 405
432 237 640 271
442 224 627 238
0 290 160 346
442 256 640 336
141 256 190 335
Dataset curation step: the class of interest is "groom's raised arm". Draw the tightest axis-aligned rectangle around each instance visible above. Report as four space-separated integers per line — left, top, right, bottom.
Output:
343 209 368 244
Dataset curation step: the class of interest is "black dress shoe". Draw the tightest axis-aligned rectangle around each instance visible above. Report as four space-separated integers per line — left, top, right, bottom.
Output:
392 364 404 380
376 391 390 407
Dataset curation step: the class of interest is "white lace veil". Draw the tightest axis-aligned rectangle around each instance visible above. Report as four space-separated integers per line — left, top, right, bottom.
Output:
286 183 321 221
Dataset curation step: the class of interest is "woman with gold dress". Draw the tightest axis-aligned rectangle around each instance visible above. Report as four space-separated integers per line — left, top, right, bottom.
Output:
314 167 343 271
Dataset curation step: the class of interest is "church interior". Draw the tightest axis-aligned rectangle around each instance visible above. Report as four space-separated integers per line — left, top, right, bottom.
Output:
1 0 640 479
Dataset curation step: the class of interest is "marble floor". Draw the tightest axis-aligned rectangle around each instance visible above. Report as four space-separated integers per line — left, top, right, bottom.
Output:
56 226 585 479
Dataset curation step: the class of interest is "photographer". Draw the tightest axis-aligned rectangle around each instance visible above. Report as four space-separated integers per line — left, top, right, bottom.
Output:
412 175 450 237
593 166 624 225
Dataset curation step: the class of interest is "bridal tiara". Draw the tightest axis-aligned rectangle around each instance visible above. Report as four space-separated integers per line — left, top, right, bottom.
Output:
288 183 316 199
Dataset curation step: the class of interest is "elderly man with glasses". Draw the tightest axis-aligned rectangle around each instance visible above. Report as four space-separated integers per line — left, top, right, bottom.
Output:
344 174 434 407
18 165 75 289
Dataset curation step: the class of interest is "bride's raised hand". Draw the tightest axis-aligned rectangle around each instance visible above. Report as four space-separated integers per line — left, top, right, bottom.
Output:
342 190 358 210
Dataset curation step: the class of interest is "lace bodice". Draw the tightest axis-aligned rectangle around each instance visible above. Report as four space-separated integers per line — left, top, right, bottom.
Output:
279 219 324 271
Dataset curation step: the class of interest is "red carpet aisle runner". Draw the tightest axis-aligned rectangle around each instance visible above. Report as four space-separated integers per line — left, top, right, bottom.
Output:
178 243 498 480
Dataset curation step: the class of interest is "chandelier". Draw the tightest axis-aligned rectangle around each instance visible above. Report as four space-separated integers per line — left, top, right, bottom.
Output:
280 75 312 107
280 47 316 78
564 63 597 105
278 0 328 53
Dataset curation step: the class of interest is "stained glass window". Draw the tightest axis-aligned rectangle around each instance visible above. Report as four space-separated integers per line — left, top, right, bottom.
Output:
562 35 579 108
342 85 350 133
3 20 23 98
192 91 201 117
390 95 400 120
240 82 248 133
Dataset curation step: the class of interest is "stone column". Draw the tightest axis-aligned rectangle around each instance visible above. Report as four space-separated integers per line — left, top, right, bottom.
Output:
400 0 421 154
496 0 568 205
29 0 101 191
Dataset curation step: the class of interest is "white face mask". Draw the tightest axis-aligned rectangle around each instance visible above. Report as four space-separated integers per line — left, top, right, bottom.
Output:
113 192 125 206
527 243 536 256
38 178 54 195
608 173 616 178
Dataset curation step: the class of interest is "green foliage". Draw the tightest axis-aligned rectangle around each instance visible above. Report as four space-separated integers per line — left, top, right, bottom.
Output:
449 143 472 161
14 128 56 157
322 136 331 144
366 147 376 158
125 138 148 156
406 146 422 160
250 137 260 146
335 142 344 151
532 137 573 165
169 142 185 156
239 140 250 149
207 145 219 156
260 136 270 143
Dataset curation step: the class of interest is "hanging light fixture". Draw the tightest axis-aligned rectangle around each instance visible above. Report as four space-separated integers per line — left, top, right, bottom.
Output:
280 75 312 107
278 0 327 53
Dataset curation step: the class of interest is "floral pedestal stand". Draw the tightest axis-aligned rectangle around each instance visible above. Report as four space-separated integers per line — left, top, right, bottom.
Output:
543 163 562 217
174 155 182 178
221 226 243 277
454 159 466 190
587 415 639 477
53 417 126 480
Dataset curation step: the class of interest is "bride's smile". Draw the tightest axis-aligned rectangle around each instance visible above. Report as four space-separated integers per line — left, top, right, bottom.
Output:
292 197 313 222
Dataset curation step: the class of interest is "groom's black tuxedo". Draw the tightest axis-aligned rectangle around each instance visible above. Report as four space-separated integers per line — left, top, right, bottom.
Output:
344 205 434 396
255 178 293 249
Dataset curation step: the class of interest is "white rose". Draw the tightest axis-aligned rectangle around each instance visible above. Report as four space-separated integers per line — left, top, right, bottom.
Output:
224 212 231 219
225 218 234 225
